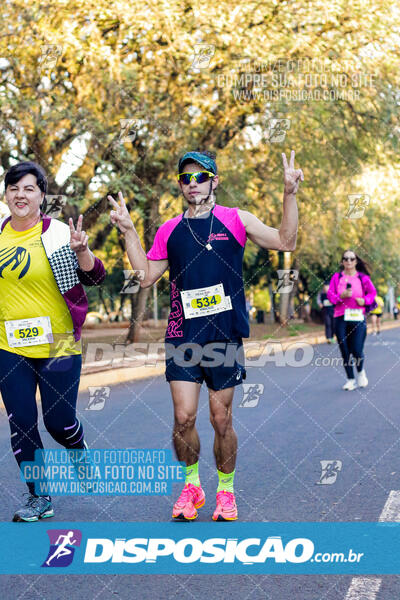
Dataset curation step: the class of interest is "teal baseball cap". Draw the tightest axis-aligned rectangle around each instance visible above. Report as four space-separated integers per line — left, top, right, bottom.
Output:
178 151 217 175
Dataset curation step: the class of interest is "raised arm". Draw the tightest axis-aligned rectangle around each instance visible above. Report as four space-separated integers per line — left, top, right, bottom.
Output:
108 192 168 288
238 150 302 251
69 215 106 285
361 275 377 306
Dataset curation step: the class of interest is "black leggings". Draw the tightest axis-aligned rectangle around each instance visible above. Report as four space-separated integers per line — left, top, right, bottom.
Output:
334 316 367 379
0 350 84 494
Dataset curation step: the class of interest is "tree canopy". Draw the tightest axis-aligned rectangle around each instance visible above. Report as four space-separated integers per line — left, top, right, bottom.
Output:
1 0 399 325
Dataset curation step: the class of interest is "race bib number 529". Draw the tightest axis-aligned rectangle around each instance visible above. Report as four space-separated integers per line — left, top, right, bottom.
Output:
5 316 53 347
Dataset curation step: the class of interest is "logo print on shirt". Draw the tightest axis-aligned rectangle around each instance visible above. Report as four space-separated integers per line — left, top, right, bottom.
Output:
208 233 229 242
0 247 31 279
166 280 183 338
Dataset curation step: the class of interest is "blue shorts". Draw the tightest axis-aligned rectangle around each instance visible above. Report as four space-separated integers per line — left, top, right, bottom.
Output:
165 340 246 391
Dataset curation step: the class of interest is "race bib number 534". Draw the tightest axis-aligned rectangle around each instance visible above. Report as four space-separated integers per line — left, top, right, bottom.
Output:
181 284 232 319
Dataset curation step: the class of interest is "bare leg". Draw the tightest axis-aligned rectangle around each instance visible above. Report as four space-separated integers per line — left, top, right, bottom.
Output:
170 381 201 466
209 386 237 473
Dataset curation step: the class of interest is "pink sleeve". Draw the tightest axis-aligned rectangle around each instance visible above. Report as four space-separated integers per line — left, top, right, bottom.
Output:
213 205 247 247
146 214 182 261
327 272 342 305
361 275 377 305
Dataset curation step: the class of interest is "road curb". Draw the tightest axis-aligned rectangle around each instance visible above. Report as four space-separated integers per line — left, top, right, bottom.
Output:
78 319 400 391
79 365 165 391
1 320 399 409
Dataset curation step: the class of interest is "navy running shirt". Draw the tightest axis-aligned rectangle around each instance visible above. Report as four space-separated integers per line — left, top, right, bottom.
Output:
147 204 249 345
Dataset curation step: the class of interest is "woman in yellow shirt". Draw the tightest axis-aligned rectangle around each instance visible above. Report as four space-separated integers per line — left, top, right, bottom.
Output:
370 295 384 335
0 161 105 522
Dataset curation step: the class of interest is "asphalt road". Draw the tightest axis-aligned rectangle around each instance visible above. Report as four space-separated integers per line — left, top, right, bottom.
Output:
1 329 400 599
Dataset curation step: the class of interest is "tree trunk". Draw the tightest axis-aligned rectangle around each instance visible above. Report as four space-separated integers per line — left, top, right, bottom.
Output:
98 287 110 316
268 282 277 323
126 286 151 343
279 251 292 325
126 196 160 342
289 258 299 319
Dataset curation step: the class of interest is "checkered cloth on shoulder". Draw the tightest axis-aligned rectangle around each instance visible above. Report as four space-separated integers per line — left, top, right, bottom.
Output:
47 243 80 294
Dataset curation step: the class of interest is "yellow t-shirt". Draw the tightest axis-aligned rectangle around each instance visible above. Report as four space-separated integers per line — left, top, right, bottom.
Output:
0 221 81 358
370 296 384 315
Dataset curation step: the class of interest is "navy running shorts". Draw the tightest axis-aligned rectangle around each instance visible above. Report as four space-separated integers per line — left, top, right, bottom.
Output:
165 339 246 391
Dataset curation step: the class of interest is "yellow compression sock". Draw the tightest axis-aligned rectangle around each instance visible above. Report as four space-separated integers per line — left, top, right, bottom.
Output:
185 462 200 486
217 469 235 493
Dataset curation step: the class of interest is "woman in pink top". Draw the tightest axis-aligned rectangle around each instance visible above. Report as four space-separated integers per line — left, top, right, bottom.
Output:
327 250 377 391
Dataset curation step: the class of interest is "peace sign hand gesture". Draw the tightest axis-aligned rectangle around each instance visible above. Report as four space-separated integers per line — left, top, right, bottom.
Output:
108 191 134 234
282 150 304 195
69 215 89 254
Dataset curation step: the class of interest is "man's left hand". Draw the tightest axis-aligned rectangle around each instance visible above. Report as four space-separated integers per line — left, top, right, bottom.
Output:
282 150 304 195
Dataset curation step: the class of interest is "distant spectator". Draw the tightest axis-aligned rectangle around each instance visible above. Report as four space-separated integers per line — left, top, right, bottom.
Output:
245 295 252 323
317 283 335 343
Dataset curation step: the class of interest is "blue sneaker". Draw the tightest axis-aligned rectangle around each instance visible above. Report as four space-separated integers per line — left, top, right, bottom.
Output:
13 494 54 522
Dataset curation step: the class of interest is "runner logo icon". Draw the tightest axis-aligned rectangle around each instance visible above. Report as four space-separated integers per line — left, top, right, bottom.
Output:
41 529 82 568
317 460 343 485
86 386 110 411
239 384 264 407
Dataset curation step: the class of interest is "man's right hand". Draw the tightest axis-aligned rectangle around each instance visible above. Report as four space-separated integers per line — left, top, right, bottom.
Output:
108 191 135 234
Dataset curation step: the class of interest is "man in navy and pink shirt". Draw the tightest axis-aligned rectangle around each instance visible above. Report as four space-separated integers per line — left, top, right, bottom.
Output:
328 250 377 391
109 149 303 521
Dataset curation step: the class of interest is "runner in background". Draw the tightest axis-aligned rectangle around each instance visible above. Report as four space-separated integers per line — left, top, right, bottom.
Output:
393 296 400 320
370 294 384 335
317 282 335 343
327 250 377 391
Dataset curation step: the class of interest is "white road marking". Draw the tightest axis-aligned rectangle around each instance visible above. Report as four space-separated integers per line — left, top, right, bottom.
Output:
345 491 400 599
345 578 381 599
378 490 400 522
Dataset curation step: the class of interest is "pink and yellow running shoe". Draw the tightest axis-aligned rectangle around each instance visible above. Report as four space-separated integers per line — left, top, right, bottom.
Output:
172 483 205 520
212 490 238 521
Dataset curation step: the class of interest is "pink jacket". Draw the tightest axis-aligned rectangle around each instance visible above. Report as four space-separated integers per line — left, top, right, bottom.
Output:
327 271 377 318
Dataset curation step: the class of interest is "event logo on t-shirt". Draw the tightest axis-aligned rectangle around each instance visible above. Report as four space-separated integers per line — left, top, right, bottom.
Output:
208 233 229 242
0 246 31 279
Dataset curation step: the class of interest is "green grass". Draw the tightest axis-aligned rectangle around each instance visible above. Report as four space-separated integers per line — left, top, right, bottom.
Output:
287 323 311 336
